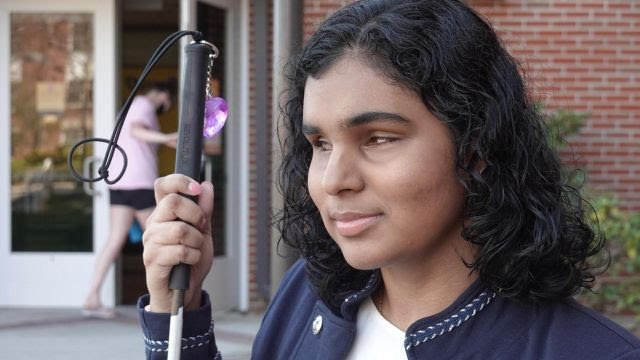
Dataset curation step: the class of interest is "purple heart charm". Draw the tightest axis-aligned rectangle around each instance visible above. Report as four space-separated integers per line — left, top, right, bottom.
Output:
203 96 228 138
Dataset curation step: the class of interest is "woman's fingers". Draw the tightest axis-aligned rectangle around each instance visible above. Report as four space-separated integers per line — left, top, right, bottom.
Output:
148 176 213 233
153 174 202 203
143 219 207 312
198 181 214 227
143 220 204 248
144 243 203 268
147 193 208 232
144 175 216 312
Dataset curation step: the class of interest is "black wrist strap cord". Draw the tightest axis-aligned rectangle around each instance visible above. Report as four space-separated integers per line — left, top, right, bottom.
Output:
67 30 205 184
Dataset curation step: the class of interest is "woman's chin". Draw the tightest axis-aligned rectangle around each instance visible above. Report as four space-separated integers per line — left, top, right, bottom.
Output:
341 250 386 271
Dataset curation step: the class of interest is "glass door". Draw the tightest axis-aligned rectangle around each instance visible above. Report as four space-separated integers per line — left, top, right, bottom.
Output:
0 0 115 307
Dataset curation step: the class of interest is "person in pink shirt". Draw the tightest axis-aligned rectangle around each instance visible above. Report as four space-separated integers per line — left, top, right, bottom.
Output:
83 81 178 318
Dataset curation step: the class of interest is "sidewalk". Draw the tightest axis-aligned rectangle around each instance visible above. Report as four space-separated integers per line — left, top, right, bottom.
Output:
0 306 263 360
1 306 637 360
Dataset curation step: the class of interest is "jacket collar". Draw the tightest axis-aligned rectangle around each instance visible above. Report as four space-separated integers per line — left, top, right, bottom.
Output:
404 286 496 350
340 270 381 321
338 271 497 351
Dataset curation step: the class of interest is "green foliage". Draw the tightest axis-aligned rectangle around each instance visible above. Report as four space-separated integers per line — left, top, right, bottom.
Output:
547 109 590 150
543 106 640 316
11 145 80 184
580 194 640 315
589 196 640 273
538 103 590 151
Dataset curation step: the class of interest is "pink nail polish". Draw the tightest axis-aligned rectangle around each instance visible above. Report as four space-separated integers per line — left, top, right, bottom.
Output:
188 182 200 194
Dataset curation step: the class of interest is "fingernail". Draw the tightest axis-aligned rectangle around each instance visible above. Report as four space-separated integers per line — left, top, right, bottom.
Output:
204 181 213 191
188 182 200 194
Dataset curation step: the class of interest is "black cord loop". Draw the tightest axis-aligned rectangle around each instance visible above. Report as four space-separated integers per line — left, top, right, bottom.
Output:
67 30 203 185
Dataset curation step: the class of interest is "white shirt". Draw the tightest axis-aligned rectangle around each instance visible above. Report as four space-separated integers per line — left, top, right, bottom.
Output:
345 297 408 360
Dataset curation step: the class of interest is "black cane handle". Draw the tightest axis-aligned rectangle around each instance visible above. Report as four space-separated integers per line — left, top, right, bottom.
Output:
169 42 212 291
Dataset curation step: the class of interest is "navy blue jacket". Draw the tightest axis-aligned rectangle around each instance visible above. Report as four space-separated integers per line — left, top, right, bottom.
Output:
138 259 640 359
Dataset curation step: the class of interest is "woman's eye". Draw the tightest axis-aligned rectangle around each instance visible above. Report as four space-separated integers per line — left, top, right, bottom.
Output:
310 138 332 151
367 136 395 145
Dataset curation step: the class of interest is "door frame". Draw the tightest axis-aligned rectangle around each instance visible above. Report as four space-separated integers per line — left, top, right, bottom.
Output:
180 0 250 312
0 0 115 307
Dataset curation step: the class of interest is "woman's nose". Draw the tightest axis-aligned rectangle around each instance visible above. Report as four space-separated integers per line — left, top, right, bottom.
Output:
321 149 364 196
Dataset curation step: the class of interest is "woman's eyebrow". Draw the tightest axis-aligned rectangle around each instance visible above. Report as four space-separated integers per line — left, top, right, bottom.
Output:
302 111 409 135
301 123 320 136
345 111 409 128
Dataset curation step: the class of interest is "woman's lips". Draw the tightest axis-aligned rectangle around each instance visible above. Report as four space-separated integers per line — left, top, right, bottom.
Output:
332 213 382 237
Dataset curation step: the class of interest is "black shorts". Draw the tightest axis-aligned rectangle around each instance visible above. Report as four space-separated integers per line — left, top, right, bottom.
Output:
109 189 156 210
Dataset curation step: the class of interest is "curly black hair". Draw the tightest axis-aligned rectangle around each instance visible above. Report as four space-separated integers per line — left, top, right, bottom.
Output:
276 0 605 312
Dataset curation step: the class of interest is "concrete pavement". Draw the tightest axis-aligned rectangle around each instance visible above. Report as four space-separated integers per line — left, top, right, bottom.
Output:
1 306 637 360
0 306 262 360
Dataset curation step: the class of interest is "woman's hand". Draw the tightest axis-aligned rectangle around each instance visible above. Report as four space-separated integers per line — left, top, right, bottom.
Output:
143 174 215 312
163 132 178 148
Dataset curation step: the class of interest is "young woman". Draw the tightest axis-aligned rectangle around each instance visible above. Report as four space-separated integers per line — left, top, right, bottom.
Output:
83 82 178 318
137 1 640 358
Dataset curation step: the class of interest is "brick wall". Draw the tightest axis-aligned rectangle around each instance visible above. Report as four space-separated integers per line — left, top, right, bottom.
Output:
249 0 274 310
303 0 353 37
303 0 640 211
470 0 640 211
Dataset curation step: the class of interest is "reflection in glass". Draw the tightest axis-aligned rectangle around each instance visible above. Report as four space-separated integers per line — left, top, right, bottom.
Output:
10 13 94 252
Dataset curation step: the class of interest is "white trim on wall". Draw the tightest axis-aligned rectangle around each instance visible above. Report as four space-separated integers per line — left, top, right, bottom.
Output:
238 0 250 312
0 6 10 262
271 0 290 296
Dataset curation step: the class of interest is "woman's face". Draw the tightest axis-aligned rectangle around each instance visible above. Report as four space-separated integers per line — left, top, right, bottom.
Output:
303 56 467 271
